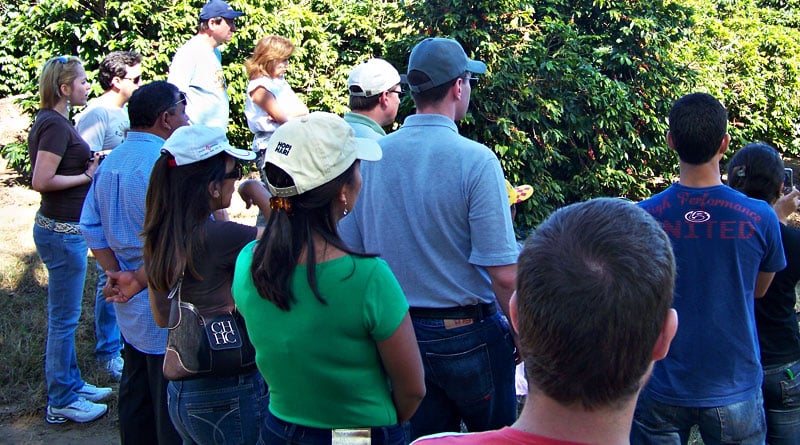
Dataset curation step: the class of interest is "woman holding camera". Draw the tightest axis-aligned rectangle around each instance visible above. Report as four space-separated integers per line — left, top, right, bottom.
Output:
29 55 111 424
727 142 800 444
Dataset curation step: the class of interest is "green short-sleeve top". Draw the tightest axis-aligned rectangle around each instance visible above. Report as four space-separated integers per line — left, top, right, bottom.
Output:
232 241 409 428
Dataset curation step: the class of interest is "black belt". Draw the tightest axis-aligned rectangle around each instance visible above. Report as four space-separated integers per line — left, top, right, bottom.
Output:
409 303 496 321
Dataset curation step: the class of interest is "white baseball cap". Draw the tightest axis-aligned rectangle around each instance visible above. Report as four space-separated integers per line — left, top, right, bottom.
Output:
161 125 256 166
265 112 382 197
347 58 402 97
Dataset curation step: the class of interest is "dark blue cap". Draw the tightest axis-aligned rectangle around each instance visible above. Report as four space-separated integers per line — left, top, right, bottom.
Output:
199 0 244 20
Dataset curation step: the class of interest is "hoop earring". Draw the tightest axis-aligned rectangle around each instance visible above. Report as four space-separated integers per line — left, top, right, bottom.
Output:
66 98 71 114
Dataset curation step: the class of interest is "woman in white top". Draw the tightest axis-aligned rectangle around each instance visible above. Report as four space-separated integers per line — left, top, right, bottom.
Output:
243 35 309 167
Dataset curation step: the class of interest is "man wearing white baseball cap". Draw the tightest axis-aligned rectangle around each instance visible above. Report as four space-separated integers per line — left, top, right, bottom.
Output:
232 112 425 443
344 58 404 139
340 37 519 440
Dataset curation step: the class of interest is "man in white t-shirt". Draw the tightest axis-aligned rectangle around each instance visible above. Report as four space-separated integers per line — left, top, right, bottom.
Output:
168 0 243 129
76 51 141 153
75 50 142 381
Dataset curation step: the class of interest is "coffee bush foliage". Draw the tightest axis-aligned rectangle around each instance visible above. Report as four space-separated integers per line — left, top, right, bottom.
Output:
2 0 800 228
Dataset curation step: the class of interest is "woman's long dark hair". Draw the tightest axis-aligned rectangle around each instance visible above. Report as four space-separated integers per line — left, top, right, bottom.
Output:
727 142 784 205
143 153 229 293
250 161 373 311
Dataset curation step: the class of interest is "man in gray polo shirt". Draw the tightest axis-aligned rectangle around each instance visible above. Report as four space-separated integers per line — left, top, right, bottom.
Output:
340 37 519 439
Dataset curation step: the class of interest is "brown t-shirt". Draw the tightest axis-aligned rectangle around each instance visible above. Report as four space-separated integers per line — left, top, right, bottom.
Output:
181 219 258 315
28 109 92 222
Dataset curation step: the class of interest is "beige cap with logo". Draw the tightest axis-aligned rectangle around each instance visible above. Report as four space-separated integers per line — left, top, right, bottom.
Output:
264 112 382 197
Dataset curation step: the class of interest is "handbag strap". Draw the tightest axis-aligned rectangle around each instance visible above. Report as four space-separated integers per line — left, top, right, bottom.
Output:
166 276 184 330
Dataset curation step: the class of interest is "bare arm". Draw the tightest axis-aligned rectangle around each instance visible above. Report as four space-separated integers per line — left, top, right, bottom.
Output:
755 271 776 298
486 263 517 320
91 248 120 274
250 87 308 124
238 179 271 238
486 263 521 363
149 286 171 328
376 314 425 423
31 151 98 192
773 189 800 224
91 248 124 301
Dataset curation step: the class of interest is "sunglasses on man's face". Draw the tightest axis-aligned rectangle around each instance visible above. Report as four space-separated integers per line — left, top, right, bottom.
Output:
173 91 187 108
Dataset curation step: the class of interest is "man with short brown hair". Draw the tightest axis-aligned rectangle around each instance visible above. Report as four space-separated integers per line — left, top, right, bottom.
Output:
413 198 679 445
168 0 243 129
340 37 519 440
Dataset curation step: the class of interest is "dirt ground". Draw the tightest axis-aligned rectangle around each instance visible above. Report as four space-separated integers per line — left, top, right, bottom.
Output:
0 160 260 444
0 160 121 444
0 93 259 442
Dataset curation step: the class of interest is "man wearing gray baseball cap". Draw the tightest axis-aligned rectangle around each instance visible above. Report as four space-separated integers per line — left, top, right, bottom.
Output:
340 37 519 439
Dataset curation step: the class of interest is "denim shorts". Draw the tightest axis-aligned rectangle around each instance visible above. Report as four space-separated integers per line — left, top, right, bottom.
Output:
258 411 406 445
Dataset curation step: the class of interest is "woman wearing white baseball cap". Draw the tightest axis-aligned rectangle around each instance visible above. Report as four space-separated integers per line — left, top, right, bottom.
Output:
233 112 425 444
141 125 271 444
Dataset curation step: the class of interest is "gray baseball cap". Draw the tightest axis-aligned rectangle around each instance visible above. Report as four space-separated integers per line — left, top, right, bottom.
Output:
406 38 487 93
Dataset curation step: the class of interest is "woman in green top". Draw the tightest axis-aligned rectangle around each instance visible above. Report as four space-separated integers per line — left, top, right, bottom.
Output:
232 112 425 445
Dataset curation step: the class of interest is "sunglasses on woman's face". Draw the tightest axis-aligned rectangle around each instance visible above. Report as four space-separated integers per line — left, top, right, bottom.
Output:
223 164 243 180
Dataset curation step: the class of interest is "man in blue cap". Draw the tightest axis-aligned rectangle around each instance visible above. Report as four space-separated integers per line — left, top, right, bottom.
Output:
340 37 520 439
168 0 244 129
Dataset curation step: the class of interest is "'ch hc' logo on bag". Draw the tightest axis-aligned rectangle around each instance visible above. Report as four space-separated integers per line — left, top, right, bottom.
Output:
210 320 239 346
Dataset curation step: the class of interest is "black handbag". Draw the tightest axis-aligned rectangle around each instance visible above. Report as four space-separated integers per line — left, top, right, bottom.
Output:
162 277 257 381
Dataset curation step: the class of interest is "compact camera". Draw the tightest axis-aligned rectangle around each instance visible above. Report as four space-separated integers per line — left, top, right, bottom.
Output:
88 150 112 164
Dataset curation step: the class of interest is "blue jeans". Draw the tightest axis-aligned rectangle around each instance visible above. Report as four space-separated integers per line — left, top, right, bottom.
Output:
408 312 516 439
631 390 766 444
167 371 268 445
93 262 122 361
763 359 800 445
33 224 88 408
258 411 407 445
